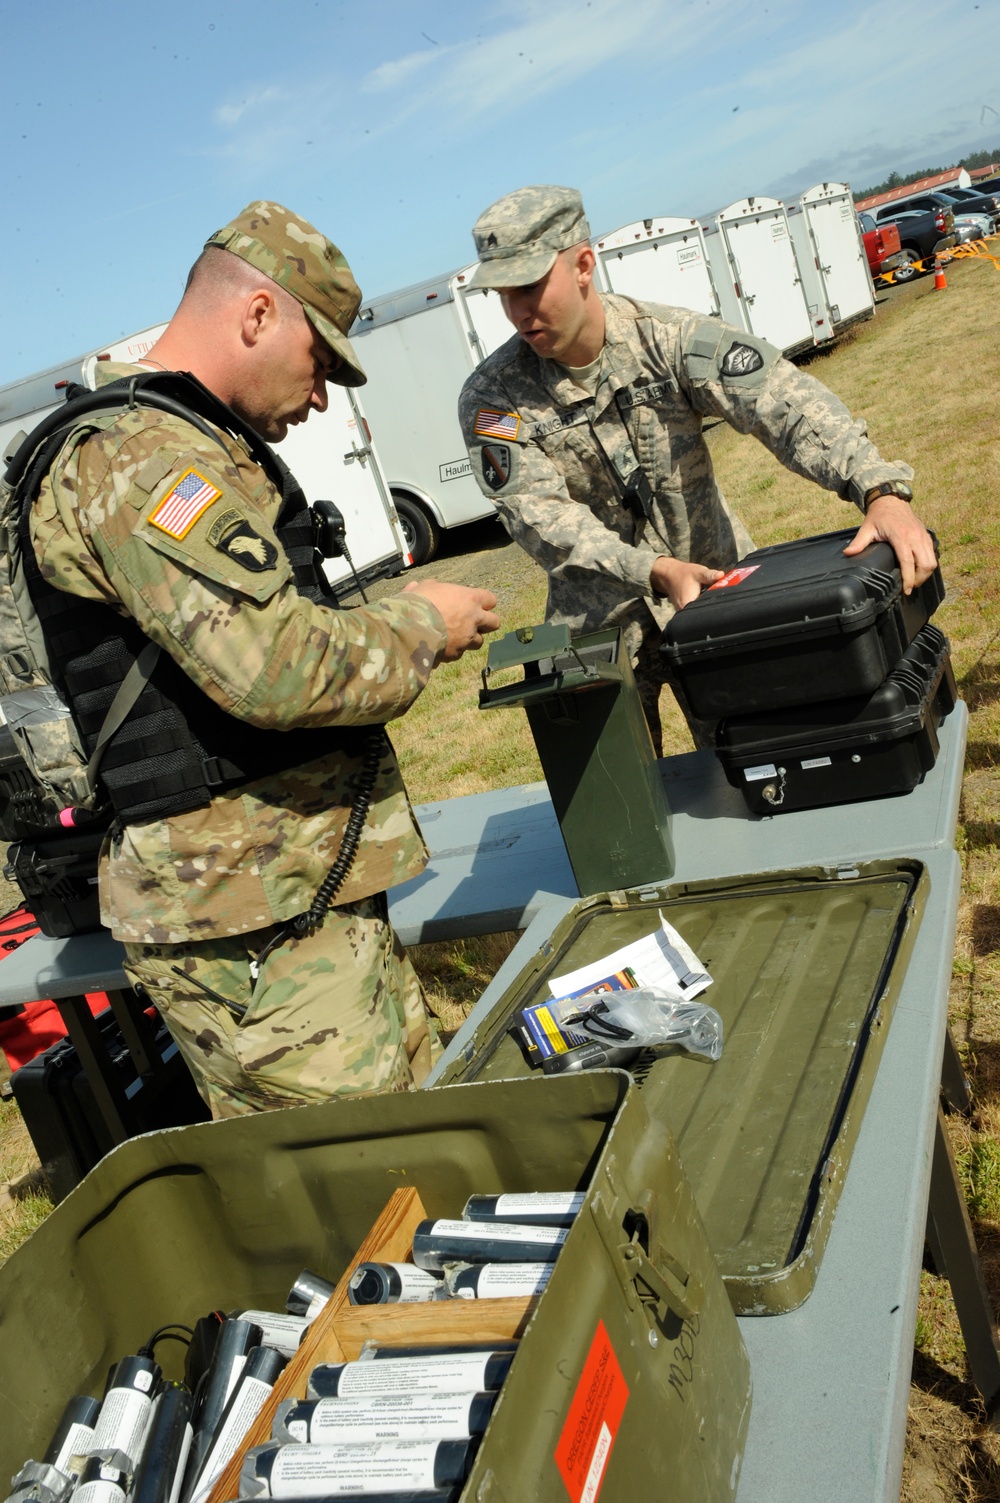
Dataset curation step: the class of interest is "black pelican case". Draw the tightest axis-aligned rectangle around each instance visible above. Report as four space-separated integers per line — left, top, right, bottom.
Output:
714 623 957 815
659 528 944 718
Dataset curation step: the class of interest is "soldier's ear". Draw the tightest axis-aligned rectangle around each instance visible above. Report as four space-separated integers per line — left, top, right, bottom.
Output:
575 245 597 291
241 288 279 348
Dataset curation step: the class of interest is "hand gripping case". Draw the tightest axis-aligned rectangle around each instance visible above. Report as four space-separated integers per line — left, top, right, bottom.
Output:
659 528 944 718
715 623 957 815
0 1074 752 1503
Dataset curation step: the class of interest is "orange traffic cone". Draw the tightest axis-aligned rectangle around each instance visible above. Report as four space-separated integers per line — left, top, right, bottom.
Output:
934 257 948 290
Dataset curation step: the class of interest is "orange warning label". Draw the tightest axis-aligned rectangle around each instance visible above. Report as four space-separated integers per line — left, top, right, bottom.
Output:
708 563 760 590
555 1321 629 1503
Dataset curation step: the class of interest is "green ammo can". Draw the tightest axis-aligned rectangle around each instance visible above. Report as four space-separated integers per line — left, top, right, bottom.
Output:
479 624 675 894
433 858 928 1315
0 1073 752 1502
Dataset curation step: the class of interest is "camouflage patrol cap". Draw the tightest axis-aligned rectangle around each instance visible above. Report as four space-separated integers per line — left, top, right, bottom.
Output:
468 186 590 290
205 201 366 386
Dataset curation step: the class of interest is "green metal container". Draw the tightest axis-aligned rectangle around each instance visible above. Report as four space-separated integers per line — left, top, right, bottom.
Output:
480 624 675 893
0 1074 751 1502
435 859 928 1314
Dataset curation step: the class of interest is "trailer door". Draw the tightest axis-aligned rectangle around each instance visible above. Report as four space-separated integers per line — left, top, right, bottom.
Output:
275 385 408 593
593 219 720 315
717 200 813 353
799 185 874 327
450 267 515 366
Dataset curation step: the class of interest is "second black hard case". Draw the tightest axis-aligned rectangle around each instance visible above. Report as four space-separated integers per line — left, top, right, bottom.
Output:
714 623 957 815
659 528 944 718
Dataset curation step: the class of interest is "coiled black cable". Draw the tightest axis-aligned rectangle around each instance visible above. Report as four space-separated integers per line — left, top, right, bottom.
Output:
294 728 386 936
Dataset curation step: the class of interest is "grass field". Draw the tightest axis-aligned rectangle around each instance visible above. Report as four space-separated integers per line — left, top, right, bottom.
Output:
1 248 999 1498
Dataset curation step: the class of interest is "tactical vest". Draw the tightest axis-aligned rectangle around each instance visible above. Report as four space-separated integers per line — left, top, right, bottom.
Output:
2 370 370 833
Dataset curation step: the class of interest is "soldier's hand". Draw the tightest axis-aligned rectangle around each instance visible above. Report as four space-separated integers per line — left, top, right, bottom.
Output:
843 498 937 595
402 580 500 662
650 557 725 611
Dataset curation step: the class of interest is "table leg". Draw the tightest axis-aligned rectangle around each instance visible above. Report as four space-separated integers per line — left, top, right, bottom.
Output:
927 1103 1000 1414
53 994 131 1146
941 1025 973 1116
104 988 155 1077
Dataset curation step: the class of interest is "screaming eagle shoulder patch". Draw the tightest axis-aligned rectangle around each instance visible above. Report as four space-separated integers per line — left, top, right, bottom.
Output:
148 468 222 538
720 341 765 377
481 443 512 492
206 508 278 572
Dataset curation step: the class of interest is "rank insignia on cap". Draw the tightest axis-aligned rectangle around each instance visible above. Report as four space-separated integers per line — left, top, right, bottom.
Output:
721 342 764 377
474 408 521 441
149 468 222 538
212 518 278 572
481 444 511 492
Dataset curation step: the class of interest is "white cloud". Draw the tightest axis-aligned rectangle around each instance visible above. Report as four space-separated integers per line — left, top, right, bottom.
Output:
215 85 284 127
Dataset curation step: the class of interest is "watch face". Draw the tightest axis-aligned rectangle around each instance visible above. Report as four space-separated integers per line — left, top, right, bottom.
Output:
895 483 913 501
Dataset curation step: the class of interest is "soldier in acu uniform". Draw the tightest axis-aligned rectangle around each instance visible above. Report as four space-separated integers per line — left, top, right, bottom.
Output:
458 185 936 752
31 202 499 1117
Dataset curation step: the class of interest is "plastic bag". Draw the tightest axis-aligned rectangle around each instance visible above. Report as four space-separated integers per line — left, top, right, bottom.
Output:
568 987 724 1061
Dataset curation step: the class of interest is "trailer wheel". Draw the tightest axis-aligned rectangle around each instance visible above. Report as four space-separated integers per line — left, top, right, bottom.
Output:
394 495 440 565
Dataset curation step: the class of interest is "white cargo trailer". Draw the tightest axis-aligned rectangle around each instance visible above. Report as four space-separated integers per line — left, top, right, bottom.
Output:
349 268 512 563
1 325 408 601
785 183 875 340
702 197 816 356
591 217 721 316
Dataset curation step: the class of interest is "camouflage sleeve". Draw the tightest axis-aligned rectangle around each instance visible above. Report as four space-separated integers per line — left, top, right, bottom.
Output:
675 315 914 508
37 415 448 731
458 379 659 594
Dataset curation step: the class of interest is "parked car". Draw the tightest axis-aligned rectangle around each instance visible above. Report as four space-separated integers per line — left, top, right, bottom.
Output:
943 186 1000 220
870 204 956 280
857 213 905 278
880 190 998 236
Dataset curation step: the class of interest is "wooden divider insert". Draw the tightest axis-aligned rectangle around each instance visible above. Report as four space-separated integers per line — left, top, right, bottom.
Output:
207 1187 539 1503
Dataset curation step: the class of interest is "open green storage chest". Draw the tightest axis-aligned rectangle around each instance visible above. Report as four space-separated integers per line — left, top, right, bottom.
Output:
0 1073 752 1503
434 858 928 1314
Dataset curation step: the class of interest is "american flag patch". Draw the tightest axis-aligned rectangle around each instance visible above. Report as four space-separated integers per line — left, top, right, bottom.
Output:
474 408 520 441
148 468 222 538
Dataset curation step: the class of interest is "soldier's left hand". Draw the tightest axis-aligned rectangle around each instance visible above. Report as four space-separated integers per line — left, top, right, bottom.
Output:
842 497 937 594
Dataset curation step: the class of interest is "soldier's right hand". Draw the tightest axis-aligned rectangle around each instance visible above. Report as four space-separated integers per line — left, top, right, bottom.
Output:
402 580 501 662
650 557 725 611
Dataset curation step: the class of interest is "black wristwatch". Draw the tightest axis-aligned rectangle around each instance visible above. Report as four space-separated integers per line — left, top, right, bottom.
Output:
864 481 913 510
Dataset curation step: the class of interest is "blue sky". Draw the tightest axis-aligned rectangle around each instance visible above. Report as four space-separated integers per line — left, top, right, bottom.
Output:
2 0 998 386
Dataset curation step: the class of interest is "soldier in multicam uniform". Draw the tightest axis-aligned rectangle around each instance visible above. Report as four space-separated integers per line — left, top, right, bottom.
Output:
458 185 937 751
30 202 499 1118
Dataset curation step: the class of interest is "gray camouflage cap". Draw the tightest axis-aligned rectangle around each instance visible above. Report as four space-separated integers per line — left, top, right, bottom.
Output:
205 201 367 386
468 186 591 290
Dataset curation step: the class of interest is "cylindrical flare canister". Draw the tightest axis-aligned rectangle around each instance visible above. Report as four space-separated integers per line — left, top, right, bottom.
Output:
307 1351 513 1400
273 1391 496 1444
239 1438 477 1499
461 1192 584 1227
410 1218 568 1269
445 1261 554 1299
89 1357 161 1468
43 1395 102 1479
285 1270 335 1318
347 1264 444 1306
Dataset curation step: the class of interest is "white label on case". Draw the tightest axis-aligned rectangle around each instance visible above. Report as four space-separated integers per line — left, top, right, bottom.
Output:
743 764 777 782
800 756 832 770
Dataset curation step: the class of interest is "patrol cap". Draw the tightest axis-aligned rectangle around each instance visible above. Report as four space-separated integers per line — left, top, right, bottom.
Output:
468 186 591 290
205 201 367 386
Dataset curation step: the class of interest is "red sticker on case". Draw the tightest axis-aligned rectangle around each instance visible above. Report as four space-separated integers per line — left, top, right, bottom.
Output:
555 1321 629 1503
708 563 760 589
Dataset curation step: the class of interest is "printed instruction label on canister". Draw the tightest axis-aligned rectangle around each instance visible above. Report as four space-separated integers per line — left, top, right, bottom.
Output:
89 1389 151 1465
239 1312 310 1356
493 1192 584 1216
259 1440 459 1495
555 1321 629 1503
280 1392 489 1444
310 1351 511 1398
53 1423 96 1475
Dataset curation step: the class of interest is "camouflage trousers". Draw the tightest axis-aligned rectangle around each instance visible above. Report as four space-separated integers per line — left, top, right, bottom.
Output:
631 620 717 756
123 893 439 1120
